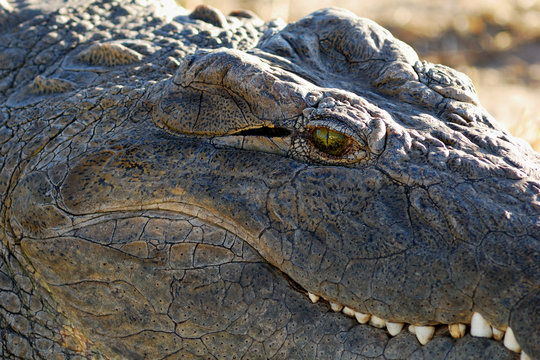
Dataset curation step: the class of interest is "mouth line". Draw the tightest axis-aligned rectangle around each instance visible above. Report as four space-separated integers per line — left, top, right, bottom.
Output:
304 289 528 357
52 203 530 358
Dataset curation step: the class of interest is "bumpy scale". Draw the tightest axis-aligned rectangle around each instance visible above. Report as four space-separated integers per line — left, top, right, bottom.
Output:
1 1 538 359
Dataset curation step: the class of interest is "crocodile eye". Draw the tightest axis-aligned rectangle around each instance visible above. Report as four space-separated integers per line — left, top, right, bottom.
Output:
311 127 351 156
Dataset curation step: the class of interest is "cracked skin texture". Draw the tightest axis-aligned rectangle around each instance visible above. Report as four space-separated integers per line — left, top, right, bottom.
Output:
0 0 539 359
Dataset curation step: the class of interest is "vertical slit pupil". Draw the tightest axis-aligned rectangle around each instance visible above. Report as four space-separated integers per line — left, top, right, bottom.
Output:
312 127 350 156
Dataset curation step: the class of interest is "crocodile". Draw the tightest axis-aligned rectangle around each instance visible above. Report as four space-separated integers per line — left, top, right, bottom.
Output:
1 0 539 359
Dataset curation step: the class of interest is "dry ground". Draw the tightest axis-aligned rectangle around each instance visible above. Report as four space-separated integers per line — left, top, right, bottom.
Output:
180 0 540 151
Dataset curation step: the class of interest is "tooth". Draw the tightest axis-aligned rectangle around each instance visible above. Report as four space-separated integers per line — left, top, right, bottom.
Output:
355 312 370 324
330 302 343 312
308 292 320 303
492 327 504 341
415 326 435 345
342 306 356 317
521 352 531 360
408 325 416 334
470 312 492 338
449 323 466 339
503 327 521 353
386 321 404 336
369 315 386 328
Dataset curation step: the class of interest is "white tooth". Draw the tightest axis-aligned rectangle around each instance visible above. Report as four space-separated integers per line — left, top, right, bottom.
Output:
342 306 356 317
386 322 404 336
503 327 521 353
355 312 370 324
330 302 343 312
492 327 505 341
415 326 435 345
308 292 320 303
470 312 492 338
521 352 531 360
369 315 386 328
448 324 466 339
408 325 416 334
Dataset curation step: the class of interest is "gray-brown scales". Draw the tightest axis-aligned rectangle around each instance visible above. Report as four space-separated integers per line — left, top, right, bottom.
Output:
0 1 539 359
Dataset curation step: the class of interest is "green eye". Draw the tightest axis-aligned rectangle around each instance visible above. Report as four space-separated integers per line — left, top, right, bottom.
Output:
311 127 351 156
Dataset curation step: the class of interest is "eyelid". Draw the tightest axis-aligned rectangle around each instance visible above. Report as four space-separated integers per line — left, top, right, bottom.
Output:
305 119 357 139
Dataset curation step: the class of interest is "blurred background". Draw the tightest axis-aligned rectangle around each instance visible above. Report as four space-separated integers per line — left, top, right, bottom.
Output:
179 0 540 150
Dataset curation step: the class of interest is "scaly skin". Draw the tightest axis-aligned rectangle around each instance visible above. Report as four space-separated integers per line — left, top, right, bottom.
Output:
1 1 538 359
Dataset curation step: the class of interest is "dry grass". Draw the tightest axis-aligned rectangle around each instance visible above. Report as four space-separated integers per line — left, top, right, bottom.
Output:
178 0 540 152
513 107 540 151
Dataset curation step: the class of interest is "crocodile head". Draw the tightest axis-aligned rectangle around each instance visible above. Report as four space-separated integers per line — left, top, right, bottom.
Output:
3 3 539 359
148 7 540 356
